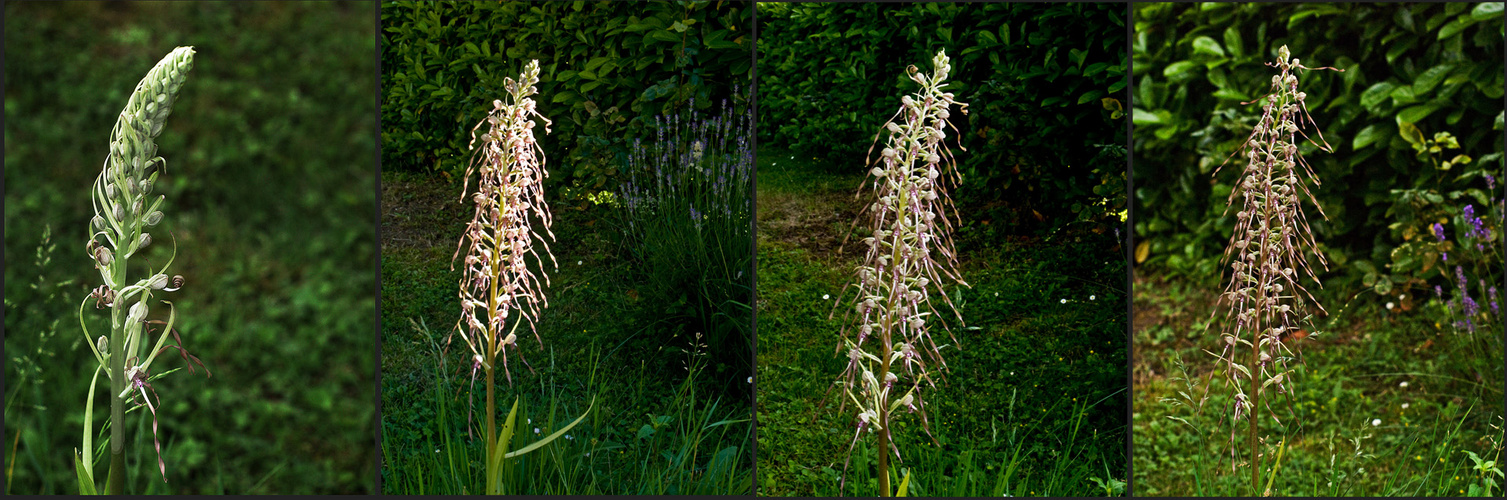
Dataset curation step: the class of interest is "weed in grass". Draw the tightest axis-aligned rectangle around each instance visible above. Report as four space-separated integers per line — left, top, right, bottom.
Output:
75 47 209 495
829 50 970 497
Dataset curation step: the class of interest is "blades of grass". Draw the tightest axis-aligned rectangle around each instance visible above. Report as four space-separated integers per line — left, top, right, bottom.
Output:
246 461 287 494
895 468 911 497
488 397 521 494
74 452 97 495
7 426 20 495
80 365 102 485
504 398 592 459
1262 437 1286 496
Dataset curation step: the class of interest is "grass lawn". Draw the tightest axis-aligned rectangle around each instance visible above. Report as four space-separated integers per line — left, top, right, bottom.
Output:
1131 270 1505 496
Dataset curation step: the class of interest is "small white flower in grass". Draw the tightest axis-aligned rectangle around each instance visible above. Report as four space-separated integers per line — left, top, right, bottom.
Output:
534 427 541 435
747 376 753 384
577 260 582 266
565 434 573 440
1386 302 1395 310
1401 403 1410 409
1090 295 1096 301
1372 418 1381 427
1060 298 1067 304
994 292 999 297
823 294 830 300
1398 294 1406 301
1399 381 1408 388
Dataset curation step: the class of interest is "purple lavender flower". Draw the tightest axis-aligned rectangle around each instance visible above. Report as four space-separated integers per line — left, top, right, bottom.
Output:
1491 286 1500 315
1435 285 1444 298
1433 222 1446 242
1486 173 1496 191
1457 266 1468 291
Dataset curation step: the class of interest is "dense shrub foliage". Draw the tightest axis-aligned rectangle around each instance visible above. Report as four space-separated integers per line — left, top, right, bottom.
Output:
1133 3 1505 284
758 2 1128 235
380 0 752 204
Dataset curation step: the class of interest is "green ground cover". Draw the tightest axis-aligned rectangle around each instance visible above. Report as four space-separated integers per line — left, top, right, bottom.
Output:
1133 272 1505 496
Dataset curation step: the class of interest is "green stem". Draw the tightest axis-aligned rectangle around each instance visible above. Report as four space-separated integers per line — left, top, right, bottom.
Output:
107 260 126 495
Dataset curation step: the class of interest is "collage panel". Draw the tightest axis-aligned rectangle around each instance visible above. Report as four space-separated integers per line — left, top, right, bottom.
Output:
1131 2 1505 497
3 0 377 494
7 1 1504 497
755 2 1129 497
377 0 754 495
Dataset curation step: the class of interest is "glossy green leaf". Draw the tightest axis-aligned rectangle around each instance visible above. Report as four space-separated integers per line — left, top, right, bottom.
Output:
1222 26 1244 58
1437 15 1478 40
1191 36 1224 57
1471 2 1504 21
1352 123 1389 150
1396 104 1441 124
1411 64 1454 95
1163 60 1199 78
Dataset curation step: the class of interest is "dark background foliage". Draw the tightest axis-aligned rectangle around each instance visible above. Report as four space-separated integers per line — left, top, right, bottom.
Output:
379 0 752 206
4 1 376 494
757 2 1128 237
1133 2 1505 284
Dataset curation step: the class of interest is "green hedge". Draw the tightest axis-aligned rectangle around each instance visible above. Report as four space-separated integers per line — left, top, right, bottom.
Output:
380 0 751 203
758 2 1128 234
1132 3 1505 281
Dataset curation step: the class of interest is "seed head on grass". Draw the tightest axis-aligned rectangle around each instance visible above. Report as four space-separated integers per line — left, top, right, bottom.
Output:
831 49 969 493
1208 44 1339 491
79 46 207 486
450 59 556 389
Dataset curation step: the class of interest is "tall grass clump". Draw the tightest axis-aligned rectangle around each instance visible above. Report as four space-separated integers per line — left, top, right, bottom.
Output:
1208 44 1341 496
75 46 208 495
829 50 969 497
617 92 754 381
449 59 590 495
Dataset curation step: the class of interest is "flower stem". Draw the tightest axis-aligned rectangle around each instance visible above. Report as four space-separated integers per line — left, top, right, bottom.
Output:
107 260 126 495
485 363 496 495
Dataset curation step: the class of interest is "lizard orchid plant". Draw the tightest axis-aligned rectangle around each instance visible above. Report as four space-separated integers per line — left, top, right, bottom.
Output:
76 46 209 495
832 49 969 497
448 59 590 495
1208 44 1339 496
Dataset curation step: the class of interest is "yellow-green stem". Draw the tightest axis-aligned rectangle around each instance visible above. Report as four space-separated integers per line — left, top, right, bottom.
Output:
485 363 496 495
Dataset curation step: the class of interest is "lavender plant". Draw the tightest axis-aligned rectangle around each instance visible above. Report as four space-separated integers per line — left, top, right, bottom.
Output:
1432 174 1503 336
1208 45 1340 496
616 91 754 371
76 46 208 495
449 59 589 495
831 50 969 496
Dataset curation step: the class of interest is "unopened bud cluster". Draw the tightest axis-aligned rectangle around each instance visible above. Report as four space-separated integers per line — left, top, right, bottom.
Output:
836 50 969 457
453 59 557 384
